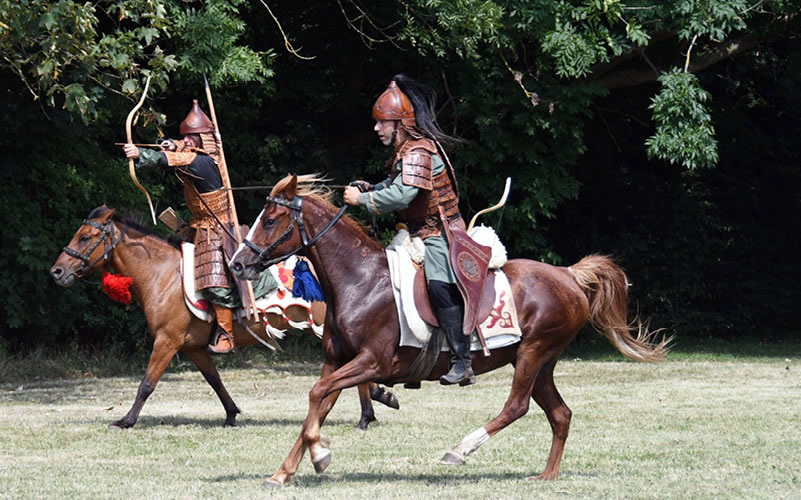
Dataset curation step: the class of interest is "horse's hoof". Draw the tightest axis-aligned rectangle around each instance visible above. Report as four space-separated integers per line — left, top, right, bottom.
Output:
384 392 400 409
439 449 465 465
263 478 283 488
313 449 332 474
223 418 237 427
527 472 558 481
108 420 130 430
355 416 376 430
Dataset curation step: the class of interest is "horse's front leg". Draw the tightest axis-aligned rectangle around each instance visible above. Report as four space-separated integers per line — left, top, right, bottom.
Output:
355 383 376 430
110 336 180 429
267 354 382 487
266 360 344 487
303 355 382 474
356 382 399 429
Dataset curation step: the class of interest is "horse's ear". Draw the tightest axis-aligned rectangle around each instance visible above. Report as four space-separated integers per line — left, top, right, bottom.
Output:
285 174 298 199
98 207 115 222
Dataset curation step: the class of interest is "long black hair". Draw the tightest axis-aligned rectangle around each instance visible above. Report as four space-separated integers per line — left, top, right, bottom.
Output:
392 74 462 146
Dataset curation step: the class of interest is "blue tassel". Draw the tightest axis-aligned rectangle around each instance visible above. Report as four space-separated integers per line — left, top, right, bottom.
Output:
292 259 325 302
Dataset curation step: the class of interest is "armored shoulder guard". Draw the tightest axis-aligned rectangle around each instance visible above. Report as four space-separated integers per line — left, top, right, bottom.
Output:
164 151 199 167
401 138 438 190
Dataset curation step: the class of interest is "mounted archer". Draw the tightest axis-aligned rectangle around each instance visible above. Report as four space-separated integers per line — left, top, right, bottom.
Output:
343 74 481 386
122 100 239 354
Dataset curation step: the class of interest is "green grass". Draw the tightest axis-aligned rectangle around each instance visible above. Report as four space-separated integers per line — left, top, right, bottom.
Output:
1 347 800 499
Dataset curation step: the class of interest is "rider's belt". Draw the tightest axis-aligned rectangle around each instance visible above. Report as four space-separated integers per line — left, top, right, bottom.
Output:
408 213 464 240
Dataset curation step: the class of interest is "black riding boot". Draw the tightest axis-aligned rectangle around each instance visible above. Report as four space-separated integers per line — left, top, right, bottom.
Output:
438 305 476 386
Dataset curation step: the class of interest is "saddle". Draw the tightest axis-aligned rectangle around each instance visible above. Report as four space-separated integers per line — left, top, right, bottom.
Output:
413 267 496 332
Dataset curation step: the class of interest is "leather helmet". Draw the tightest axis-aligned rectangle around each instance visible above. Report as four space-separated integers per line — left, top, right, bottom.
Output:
179 99 214 135
372 81 415 127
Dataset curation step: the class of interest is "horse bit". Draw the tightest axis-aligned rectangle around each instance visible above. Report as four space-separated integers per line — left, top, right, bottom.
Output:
62 219 129 276
242 195 347 269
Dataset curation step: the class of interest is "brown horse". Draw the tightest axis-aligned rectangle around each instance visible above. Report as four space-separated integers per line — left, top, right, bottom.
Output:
229 174 671 487
49 205 398 430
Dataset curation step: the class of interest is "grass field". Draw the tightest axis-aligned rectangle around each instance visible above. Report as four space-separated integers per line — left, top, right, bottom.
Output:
1 348 800 499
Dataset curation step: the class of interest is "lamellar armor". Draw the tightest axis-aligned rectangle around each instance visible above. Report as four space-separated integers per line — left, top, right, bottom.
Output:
390 137 462 239
165 100 231 290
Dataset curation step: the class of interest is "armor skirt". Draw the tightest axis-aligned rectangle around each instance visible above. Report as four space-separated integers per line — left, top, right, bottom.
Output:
194 227 231 290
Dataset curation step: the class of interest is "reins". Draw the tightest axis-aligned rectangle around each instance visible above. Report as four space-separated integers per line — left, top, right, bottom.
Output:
223 184 353 191
243 195 348 269
62 219 130 279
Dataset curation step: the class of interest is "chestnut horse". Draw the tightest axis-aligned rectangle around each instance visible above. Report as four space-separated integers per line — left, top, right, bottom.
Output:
229 175 670 487
49 206 398 430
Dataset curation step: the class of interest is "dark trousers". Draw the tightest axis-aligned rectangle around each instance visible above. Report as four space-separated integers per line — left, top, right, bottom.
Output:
427 280 463 315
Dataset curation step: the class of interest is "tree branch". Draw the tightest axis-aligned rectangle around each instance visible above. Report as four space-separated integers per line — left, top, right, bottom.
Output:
584 32 767 89
258 0 316 60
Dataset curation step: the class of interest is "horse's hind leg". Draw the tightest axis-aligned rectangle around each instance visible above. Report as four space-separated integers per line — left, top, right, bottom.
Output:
440 345 551 465
184 348 240 427
529 358 571 480
110 336 179 430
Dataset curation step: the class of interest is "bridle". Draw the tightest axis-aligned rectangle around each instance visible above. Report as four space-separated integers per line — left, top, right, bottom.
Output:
62 219 129 277
242 195 347 270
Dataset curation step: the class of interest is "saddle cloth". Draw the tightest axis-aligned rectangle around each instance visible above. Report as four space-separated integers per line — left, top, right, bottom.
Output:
181 244 323 339
385 230 521 352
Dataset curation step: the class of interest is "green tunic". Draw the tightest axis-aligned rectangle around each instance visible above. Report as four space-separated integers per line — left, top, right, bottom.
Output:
358 155 456 284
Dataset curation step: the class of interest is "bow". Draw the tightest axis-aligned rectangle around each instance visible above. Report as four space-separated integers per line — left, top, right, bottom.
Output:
467 177 512 232
125 75 157 225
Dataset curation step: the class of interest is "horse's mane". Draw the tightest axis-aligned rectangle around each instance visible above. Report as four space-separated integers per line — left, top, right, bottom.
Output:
87 206 180 249
270 174 372 235
271 174 334 202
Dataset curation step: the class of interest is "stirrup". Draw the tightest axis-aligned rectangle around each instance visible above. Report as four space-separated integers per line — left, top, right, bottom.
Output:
208 330 235 354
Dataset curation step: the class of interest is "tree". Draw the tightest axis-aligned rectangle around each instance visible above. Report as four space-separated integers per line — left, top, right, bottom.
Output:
1 0 799 353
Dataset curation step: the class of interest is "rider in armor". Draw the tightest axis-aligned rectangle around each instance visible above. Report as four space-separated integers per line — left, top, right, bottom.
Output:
344 74 475 386
122 100 238 354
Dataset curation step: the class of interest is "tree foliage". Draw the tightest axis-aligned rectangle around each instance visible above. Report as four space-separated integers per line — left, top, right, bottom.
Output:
1 0 799 354
646 69 718 169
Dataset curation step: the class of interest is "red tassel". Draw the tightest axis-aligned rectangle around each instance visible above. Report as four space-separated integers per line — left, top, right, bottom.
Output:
102 269 133 304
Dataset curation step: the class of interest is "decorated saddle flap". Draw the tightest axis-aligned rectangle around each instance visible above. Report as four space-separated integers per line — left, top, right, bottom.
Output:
413 267 496 329
386 230 521 352
180 245 323 338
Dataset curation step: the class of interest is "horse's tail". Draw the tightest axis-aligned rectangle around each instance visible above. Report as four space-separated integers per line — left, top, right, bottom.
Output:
567 254 671 362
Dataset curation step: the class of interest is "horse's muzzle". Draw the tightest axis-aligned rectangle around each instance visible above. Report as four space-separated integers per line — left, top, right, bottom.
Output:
49 265 76 287
229 260 261 281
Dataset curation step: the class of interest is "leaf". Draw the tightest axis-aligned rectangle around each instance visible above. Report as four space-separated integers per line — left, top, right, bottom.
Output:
36 59 54 77
122 79 137 94
39 12 56 30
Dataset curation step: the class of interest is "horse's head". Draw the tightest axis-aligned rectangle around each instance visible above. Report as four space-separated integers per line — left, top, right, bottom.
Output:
230 175 304 280
230 174 348 281
50 205 126 287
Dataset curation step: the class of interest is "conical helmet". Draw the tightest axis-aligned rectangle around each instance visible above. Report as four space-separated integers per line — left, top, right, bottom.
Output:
372 81 415 127
179 99 214 135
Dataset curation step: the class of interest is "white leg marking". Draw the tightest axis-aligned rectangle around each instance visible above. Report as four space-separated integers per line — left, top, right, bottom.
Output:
456 426 490 457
